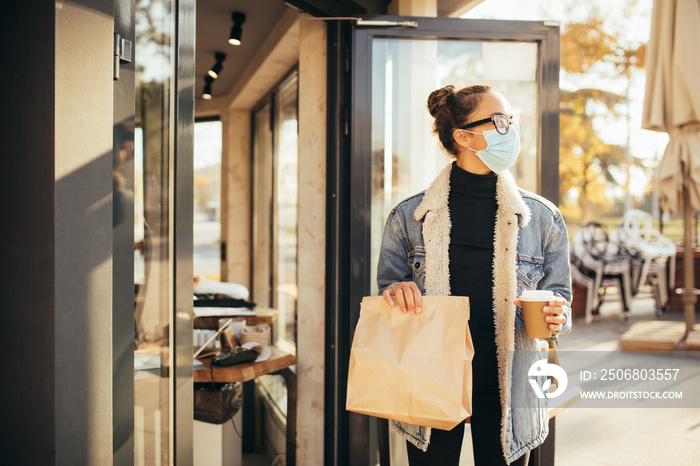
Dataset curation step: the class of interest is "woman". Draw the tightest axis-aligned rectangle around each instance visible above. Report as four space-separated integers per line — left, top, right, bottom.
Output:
377 84 572 465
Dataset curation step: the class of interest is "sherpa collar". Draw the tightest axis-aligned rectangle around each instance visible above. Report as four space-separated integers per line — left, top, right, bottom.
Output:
414 163 530 227
413 161 531 456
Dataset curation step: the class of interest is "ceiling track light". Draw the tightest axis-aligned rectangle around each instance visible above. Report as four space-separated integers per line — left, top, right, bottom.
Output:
207 51 226 79
228 11 246 46
202 75 214 100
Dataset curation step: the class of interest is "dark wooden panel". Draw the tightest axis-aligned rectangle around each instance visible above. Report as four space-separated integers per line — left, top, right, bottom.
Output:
666 248 700 311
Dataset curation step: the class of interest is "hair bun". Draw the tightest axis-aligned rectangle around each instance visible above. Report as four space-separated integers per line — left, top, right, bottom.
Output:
427 85 456 117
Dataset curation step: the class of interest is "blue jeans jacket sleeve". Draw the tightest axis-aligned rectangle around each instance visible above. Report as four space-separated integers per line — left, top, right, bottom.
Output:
377 210 413 294
541 207 573 336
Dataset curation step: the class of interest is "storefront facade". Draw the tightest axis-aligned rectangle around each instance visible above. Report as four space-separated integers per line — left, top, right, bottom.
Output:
1 1 559 464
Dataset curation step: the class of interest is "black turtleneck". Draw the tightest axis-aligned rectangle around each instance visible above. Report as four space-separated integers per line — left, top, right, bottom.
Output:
448 162 499 389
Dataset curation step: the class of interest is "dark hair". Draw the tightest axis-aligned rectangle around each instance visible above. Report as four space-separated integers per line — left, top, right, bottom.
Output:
427 84 493 156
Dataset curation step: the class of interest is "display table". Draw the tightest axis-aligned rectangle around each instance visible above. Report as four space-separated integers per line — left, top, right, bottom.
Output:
195 348 297 466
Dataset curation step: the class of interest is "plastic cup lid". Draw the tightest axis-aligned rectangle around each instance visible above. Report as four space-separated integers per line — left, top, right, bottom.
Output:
519 290 555 301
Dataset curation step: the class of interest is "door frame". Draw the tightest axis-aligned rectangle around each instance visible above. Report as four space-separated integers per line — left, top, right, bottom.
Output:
173 0 196 462
112 0 195 463
327 15 560 465
113 0 136 463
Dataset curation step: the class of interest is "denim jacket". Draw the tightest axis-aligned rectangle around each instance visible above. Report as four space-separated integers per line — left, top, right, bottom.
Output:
376 163 572 464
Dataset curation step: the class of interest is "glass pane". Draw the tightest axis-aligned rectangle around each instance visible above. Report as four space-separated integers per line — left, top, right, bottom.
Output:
133 0 174 463
253 101 273 307
273 73 299 346
370 38 539 295
251 75 298 418
194 120 222 279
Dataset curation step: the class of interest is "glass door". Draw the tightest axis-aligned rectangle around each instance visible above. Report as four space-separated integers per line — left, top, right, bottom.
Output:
133 0 175 456
132 0 195 464
334 15 560 465
353 17 560 336
367 37 547 296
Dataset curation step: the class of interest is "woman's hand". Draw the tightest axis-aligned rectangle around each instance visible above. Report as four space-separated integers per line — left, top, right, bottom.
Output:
513 297 567 333
383 281 423 314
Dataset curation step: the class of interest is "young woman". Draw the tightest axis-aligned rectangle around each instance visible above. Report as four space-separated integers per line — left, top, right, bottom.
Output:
377 84 572 465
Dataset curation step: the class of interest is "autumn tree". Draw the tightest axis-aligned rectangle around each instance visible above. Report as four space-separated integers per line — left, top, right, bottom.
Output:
559 7 646 223
560 89 625 221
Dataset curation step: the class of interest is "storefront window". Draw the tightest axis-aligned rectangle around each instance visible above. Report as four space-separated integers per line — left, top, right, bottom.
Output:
252 71 299 350
273 74 299 349
194 120 222 279
251 72 298 420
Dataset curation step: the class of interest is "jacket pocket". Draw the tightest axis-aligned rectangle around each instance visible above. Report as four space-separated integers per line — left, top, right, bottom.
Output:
408 247 427 291
516 257 545 289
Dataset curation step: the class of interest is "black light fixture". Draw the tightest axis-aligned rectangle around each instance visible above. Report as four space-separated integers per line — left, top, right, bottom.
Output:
228 11 246 46
207 52 226 79
202 75 214 100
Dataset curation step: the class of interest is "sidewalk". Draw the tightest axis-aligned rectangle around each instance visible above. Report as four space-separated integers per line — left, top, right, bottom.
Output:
554 295 700 466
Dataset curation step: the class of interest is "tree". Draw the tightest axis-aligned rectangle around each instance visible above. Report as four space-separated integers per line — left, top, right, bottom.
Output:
559 7 647 222
559 89 626 221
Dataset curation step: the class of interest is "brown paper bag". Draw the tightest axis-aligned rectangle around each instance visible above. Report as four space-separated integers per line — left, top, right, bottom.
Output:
346 295 473 430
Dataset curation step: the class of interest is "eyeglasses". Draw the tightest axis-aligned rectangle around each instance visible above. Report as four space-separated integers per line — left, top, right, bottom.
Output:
461 114 520 135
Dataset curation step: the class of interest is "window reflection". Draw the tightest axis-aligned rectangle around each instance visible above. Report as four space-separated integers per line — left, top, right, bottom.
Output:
274 74 299 347
251 72 299 419
133 0 174 464
370 38 539 295
252 101 273 307
252 71 299 349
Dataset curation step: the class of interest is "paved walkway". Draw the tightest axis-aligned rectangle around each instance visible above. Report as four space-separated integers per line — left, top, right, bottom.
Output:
554 295 700 466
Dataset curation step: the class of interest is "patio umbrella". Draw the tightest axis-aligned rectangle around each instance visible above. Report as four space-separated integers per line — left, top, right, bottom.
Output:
642 0 700 338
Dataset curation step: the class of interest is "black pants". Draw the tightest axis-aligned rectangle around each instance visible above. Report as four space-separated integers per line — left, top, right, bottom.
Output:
406 388 531 466
405 422 531 465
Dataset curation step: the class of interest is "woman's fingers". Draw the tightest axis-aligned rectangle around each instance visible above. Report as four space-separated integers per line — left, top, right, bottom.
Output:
543 298 567 330
546 313 566 330
393 286 408 313
409 281 423 312
546 297 567 308
382 288 395 306
400 283 416 313
384 282 423 314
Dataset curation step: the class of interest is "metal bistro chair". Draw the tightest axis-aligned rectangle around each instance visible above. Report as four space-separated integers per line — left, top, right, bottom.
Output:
571 222 634 322
616 209 676 315
569 250 598 324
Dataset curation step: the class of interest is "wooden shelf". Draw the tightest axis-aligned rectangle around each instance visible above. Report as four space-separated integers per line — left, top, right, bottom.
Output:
194 347 295 384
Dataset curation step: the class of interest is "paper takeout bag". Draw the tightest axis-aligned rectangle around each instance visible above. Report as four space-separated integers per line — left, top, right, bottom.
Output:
346 295 473 430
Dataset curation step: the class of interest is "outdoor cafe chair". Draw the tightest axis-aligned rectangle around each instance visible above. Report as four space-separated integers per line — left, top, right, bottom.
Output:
570 222 633 321
569 251 598 324
615 209 676 314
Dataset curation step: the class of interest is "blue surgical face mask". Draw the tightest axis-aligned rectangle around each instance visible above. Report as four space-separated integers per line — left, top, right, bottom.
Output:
464 128 520 174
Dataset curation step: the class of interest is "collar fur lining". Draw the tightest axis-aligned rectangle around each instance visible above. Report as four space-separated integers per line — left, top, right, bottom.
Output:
415 164 530 226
